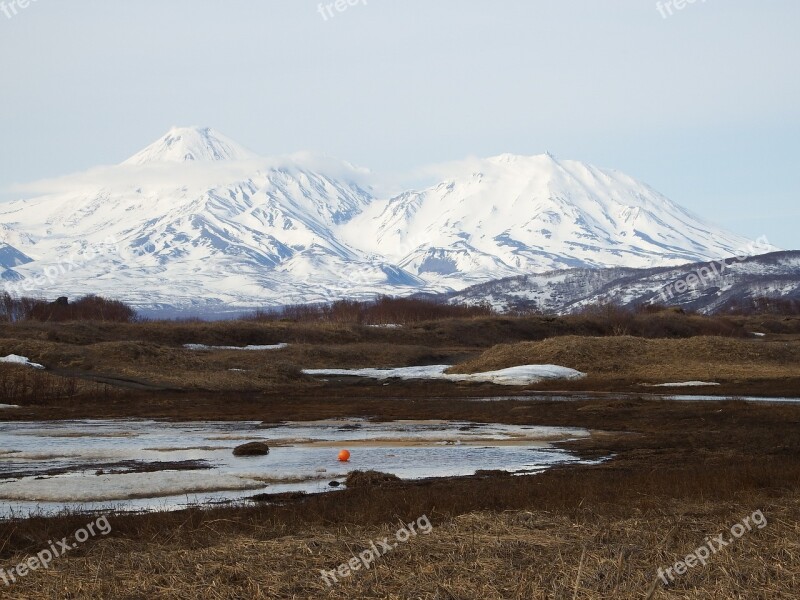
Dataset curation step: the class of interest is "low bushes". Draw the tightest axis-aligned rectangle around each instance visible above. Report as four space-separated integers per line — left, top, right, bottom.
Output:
0 365 79 403
1 294 137 323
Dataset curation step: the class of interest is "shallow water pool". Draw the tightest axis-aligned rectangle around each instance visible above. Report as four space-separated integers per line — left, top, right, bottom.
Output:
0 419 592 518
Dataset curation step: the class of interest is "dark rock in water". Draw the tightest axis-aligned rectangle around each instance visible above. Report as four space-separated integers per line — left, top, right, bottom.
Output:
232 442 270 457
328 480 341 488
474 469 512 478
344 470 401 488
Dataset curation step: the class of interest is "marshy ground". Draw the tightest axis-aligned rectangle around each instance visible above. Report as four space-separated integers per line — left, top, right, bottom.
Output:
1 311 799 598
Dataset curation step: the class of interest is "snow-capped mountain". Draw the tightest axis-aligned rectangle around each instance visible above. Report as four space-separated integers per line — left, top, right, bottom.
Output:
0 127 776 312
341 153 758 288
122 126 257 165
0 127 422 309
435 251 800 315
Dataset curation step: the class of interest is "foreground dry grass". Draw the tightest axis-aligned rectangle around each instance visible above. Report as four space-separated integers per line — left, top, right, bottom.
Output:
2 500 798 599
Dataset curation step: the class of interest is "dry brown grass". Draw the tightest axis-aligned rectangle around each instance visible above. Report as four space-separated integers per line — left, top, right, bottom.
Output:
0 313 798 396
0 363 121 404
0 312 796 398
4 312 799 350
450 335 800 383
2 500 797 599
1 336 468 393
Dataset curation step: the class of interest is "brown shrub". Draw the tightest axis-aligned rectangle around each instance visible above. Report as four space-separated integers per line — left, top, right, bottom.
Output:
0 364 79 403
344 470 401 488
2 294 137 323
247 296 494 325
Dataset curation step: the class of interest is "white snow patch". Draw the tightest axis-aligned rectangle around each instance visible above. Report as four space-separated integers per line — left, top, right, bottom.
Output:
0 355 45 369
0 471 266 503
367 324 403 329
184 344 288 351
751 332 767 337
303 364 586 386
0 404 19 410
646 381 721 388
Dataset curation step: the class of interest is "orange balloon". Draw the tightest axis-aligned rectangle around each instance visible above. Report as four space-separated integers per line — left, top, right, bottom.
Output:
338 449 351 462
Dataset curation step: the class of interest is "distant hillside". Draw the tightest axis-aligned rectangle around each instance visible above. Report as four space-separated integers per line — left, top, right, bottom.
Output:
432 251 800 315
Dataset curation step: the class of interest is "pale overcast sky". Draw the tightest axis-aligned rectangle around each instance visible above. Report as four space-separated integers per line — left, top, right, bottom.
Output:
0 0 797 248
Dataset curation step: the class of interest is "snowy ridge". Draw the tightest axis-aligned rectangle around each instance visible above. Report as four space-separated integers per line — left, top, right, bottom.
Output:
0 127 776 312
341 153 758 288
438 251 800 315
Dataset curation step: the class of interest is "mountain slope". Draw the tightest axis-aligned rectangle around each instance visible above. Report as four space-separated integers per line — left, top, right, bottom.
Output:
0 242 32 282
0 128 421 308
0 243 32 270
438 250 800 315
340 153 759 288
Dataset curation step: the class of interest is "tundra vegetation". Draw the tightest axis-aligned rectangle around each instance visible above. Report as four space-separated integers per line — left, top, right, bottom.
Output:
1 295 799 597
